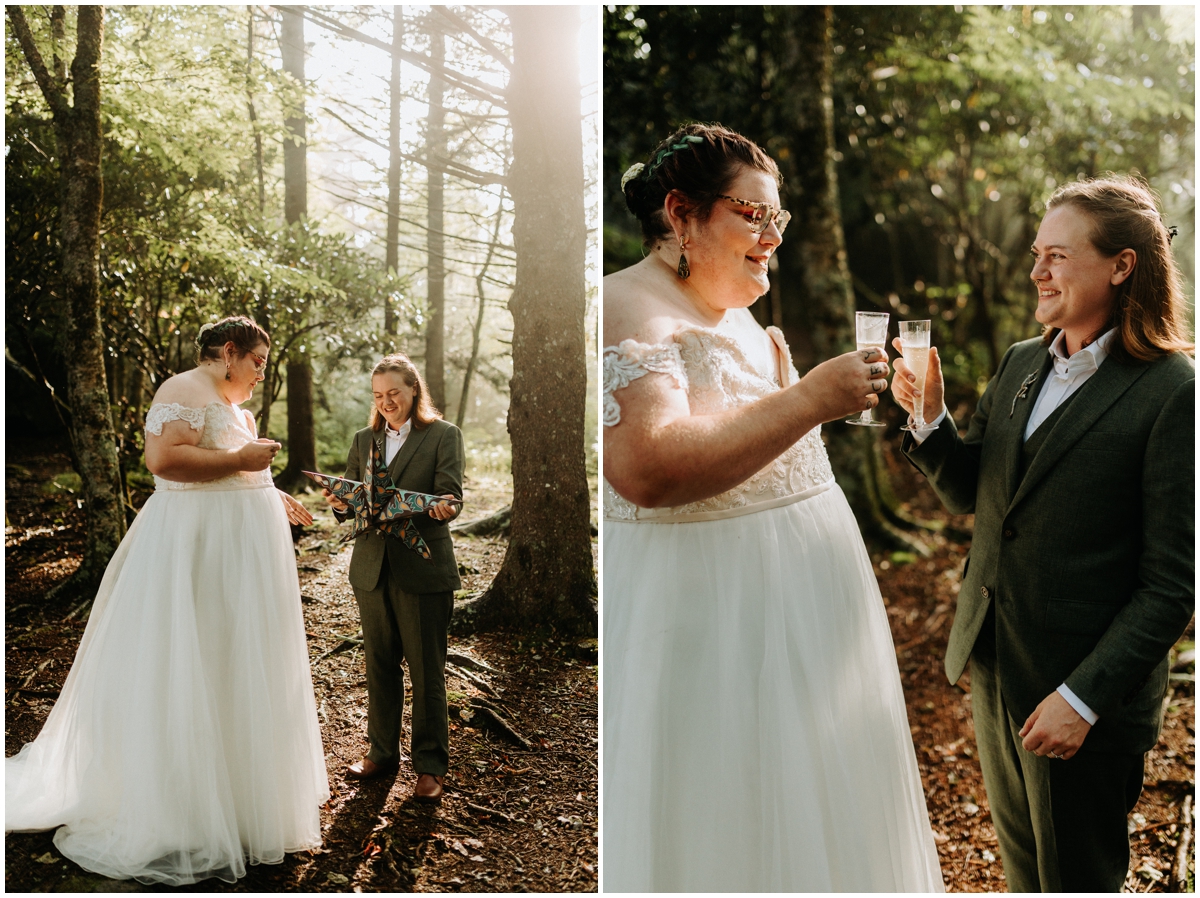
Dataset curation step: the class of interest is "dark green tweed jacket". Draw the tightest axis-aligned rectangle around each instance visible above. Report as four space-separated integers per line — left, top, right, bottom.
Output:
339 419 465 596
903 335 1194 753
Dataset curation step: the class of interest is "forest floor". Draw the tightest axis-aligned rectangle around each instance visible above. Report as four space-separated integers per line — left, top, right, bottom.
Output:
4 438 597 893
875 438 1195 893
3 436 1193 893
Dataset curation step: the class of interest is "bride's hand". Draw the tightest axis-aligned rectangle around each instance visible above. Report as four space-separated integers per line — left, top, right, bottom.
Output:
237 438 281 471
278 489 314 526
796 347 890 423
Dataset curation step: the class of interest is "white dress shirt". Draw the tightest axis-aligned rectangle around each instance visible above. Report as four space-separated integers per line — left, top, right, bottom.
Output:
384 418 412 465
909 329 1117 726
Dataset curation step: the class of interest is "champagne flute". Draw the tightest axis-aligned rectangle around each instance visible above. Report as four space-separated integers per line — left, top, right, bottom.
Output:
898 320 932 432
847 311 890 427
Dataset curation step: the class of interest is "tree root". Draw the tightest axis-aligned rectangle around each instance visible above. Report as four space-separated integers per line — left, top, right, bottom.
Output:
447 650 500 674
448 696 532 749
451 506 511 537
446 662 500 698
1173 794 1192 893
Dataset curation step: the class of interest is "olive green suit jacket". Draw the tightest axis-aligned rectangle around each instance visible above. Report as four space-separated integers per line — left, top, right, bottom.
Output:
339 419 465 595
903 336 1194 753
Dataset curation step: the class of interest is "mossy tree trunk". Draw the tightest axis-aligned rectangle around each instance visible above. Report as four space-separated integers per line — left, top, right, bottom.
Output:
770 6 926 553
7 5 129 602
276 7 317 490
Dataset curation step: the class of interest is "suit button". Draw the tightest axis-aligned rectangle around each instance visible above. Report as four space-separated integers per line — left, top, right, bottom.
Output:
1003 528 1015 539
981 586 990 599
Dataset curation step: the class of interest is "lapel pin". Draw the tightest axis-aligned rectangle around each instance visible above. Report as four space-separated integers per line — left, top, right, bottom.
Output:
1009 372 1039 418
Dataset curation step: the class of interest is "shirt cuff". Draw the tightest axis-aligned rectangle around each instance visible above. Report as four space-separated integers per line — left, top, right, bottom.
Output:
909 407 947 445
1057 683 1099 725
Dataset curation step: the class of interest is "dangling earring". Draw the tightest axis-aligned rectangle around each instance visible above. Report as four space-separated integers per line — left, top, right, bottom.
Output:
225 361 232 382
676 234 690 280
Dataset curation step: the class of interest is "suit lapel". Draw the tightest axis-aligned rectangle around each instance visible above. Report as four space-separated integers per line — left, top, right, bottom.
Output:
387 423 430 485
365 429 386 481
1004 351 1054 502
1007 357 1150 512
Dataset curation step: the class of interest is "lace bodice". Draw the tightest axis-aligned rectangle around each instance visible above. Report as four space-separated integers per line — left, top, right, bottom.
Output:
145 402 274 492
603 324 834 521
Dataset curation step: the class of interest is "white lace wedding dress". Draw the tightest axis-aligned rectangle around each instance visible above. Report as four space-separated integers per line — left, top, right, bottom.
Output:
603 316 944 892
6 402 329 886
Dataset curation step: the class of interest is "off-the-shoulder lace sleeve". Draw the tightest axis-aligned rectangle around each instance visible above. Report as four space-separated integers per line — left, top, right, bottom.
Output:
603 340 688 427
145 403 207 436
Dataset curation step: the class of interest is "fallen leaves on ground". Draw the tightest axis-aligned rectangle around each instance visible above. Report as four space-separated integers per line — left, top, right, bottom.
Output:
5 448 597 893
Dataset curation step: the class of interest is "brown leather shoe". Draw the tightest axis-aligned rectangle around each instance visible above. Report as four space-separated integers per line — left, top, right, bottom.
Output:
414 773 444 803
345 757 397 780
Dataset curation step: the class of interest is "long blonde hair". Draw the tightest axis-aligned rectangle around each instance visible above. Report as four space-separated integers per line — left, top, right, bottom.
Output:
368 354 441 432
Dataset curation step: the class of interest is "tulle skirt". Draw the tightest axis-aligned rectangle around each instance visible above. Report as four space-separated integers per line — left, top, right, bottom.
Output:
603 484 943 892
5 483 330 886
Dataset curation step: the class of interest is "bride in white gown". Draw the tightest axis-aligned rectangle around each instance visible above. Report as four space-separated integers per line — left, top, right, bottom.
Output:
6 316 329 886
604 124 943 891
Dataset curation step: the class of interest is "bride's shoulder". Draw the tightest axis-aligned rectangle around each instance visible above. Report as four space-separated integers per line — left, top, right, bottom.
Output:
151 370 219 409
604 264 689 350
145 372 221 435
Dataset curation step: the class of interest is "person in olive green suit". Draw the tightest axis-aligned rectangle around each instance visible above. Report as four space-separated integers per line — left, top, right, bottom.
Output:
323 354 465 803
892 176 1194 892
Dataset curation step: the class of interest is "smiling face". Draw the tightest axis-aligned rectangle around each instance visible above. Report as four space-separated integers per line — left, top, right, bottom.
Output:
372 371 415 430
682 167 784 310
1030 205 1131 352
225 341 267 403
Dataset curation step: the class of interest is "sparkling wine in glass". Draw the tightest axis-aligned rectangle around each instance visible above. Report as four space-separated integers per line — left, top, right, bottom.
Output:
898 320 932 432
847 311 890 427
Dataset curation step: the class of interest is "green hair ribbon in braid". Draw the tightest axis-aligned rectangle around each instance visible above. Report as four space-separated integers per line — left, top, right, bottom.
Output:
620 134 705 192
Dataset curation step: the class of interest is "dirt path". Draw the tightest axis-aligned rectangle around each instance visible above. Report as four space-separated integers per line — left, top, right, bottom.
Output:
4 447 597 893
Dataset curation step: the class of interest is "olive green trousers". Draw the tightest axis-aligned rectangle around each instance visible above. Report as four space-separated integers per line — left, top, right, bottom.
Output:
970 611 1145 892
353 554 453 776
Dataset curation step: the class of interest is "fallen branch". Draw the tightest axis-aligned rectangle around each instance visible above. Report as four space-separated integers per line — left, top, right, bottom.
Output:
9 658 57 702
315 629 363 663
1173 794 1192 893
466 801 517 823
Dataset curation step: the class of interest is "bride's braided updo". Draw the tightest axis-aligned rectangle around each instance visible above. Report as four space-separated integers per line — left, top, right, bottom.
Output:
621 123 781 248
196 316 270 364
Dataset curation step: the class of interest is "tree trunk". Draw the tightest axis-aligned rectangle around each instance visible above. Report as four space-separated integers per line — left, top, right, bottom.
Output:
770 6 920 551
425 26 447 411
246 5 266 219
247 6 273 437
384 5 403 338
284 360 316 481
474 6 596 637
280 9 307 228
8 5 127 602
277 7 316 488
